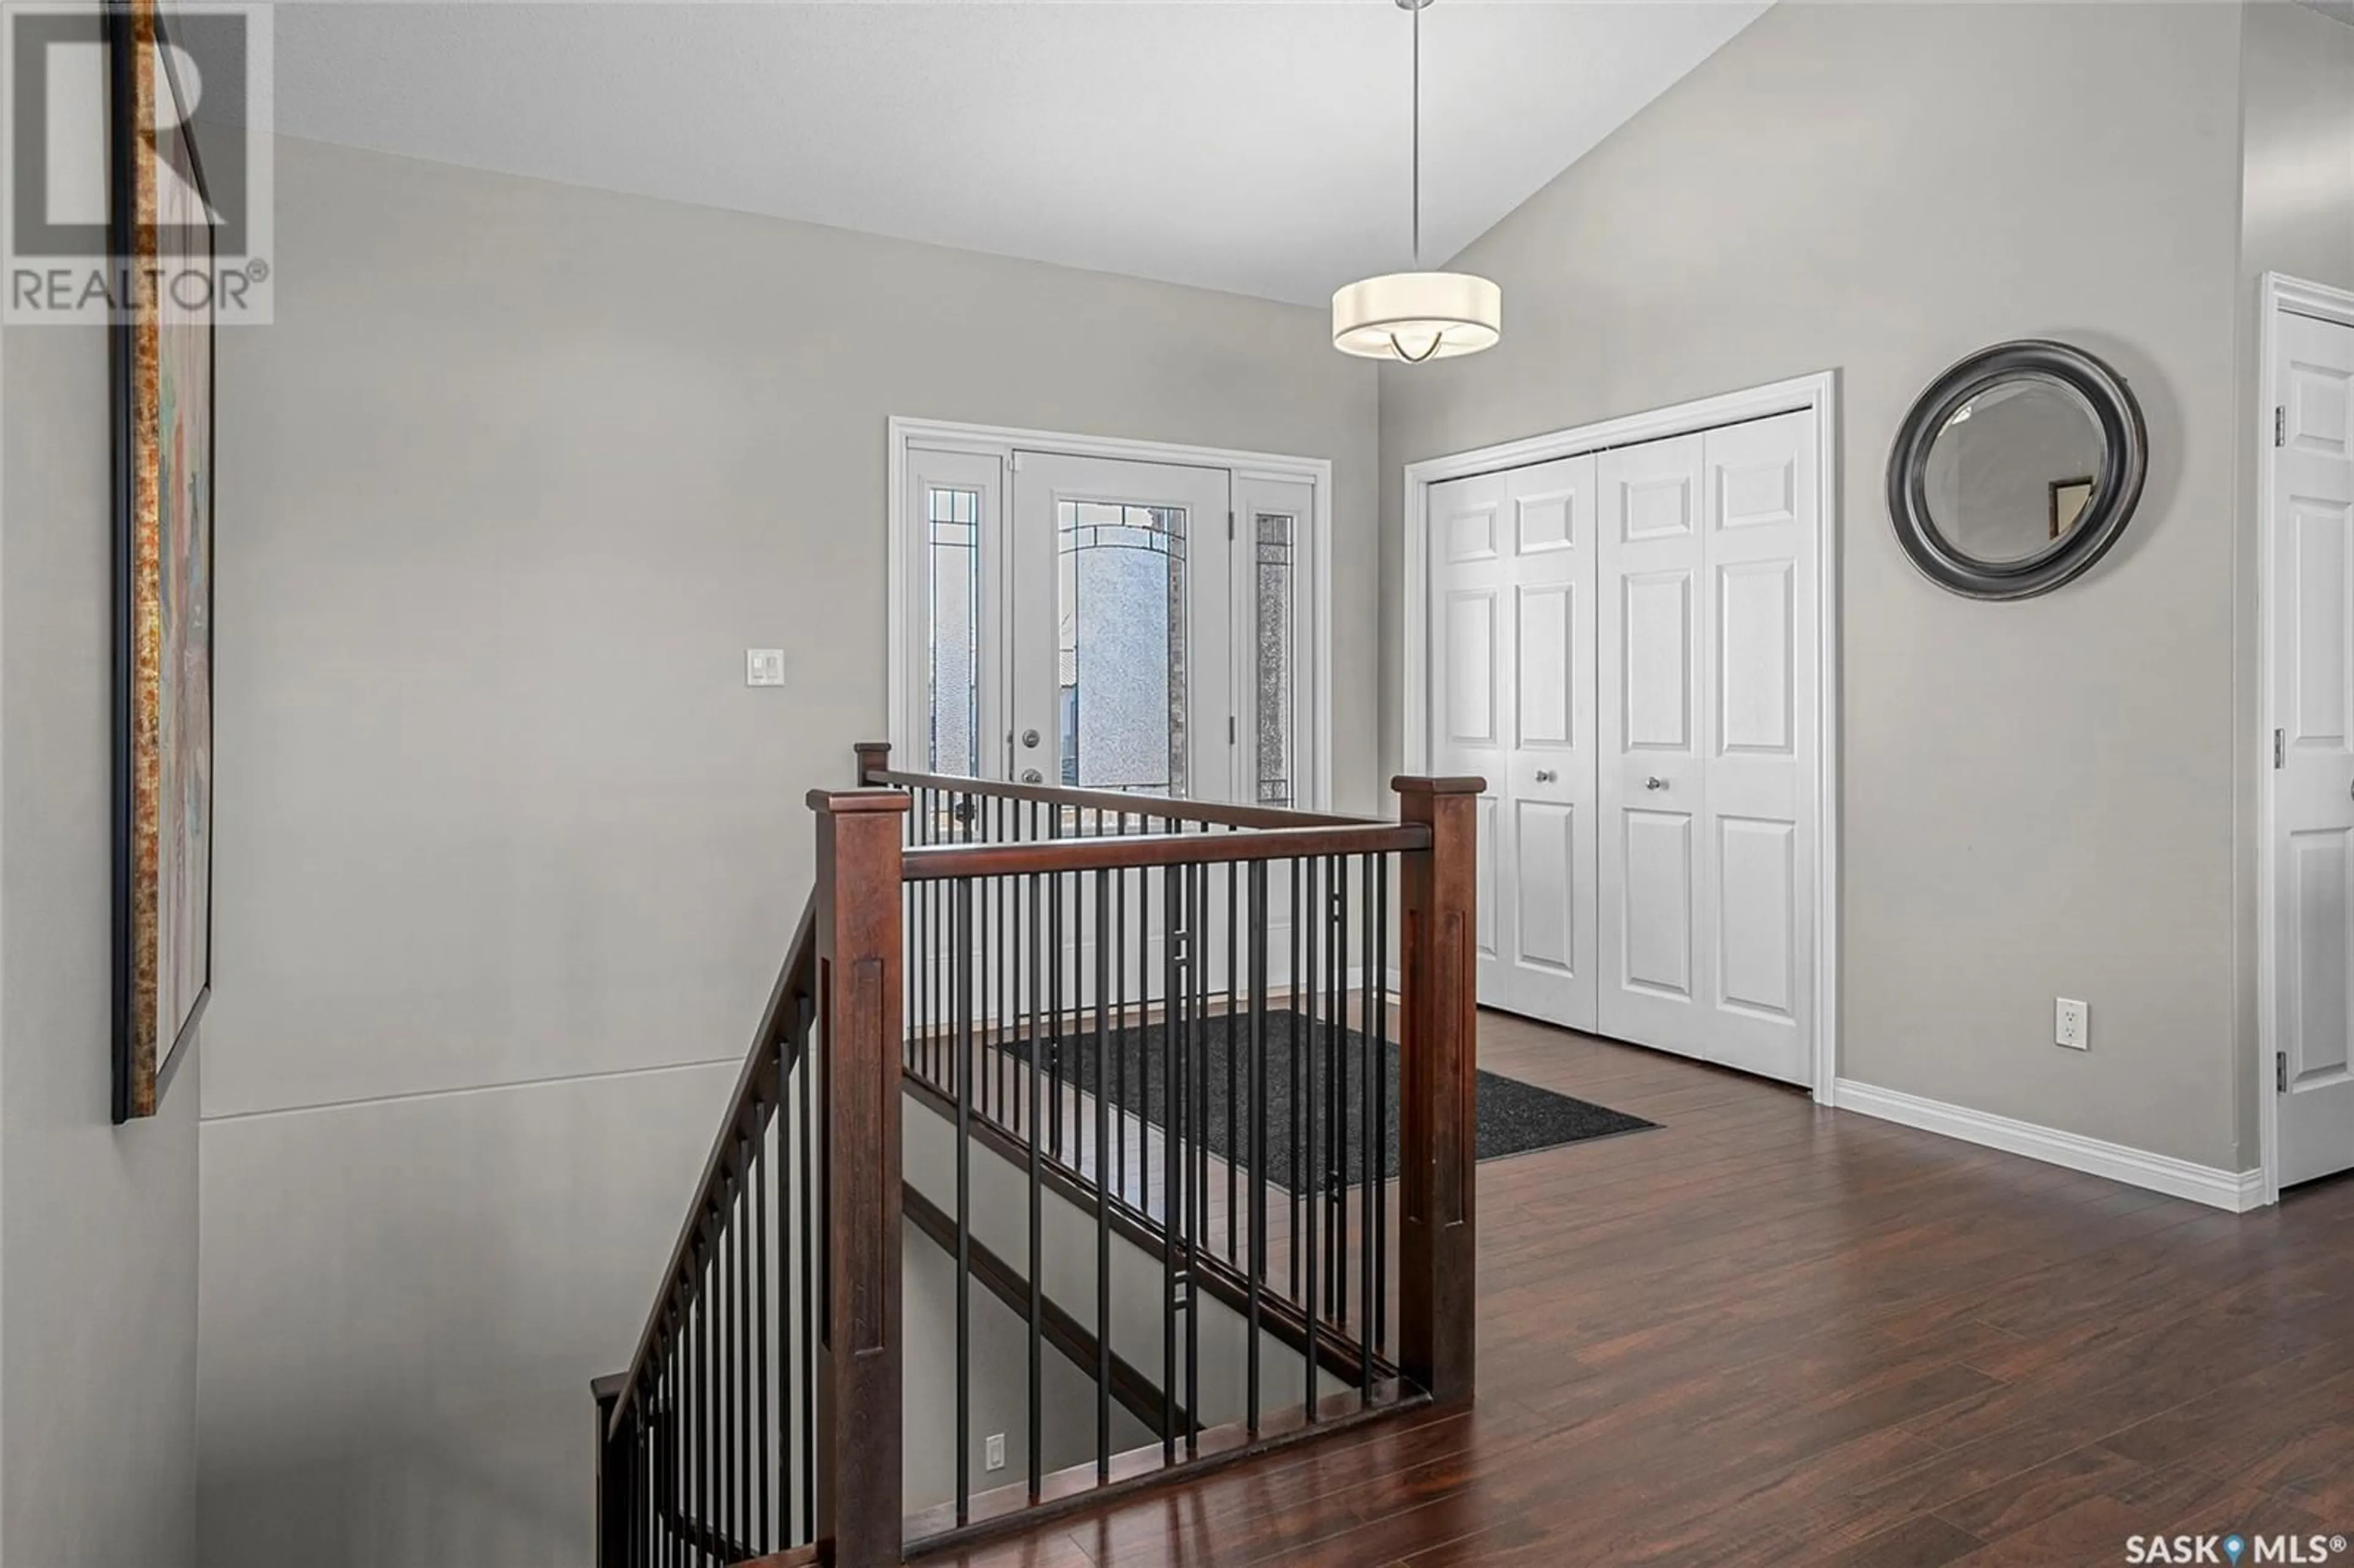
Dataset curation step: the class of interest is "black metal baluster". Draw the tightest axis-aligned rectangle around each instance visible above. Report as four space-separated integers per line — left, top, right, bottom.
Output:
913 794 924 1080
696 1239 711 1564
1247 858 1267 1436
720 1178 734 1554
1048 807 1065 1162
673 1349 684 1565
1374 851 1390 1363
633 1374 649 1568
1302 853 1321 1424
1330 854 1347 1329
1227 854 1239 1266
1358 853 1377 1401
656 1347 670 1568
739 1144 755 1547
676 1323 688 1568
954 877 974 1526
798 997 816 1543
999 812 1011 1130
1186 857 1205 1456
1094 865 1113 1482
1160 862 1179 1464
1289 855 1304 1308
1028 873 1046 1504
753 1102 770 1553
1114 848 1128 1207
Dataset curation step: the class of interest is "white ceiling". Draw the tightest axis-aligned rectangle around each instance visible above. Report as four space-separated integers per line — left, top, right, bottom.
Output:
259 1 1769 306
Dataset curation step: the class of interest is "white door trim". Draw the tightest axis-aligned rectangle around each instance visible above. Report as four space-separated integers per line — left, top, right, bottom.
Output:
887 417 1335 810
1401 371 1842 1103
2253 272 2354 1208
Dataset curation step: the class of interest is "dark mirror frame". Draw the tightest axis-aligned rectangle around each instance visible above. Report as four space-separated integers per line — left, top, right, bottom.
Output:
1886 340 2147 601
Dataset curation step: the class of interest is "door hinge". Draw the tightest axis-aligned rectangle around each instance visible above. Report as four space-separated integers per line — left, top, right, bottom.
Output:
1228 510 1236 541
2277 406 2287 447
2278 1051 2288 1094
2276 728 2287 769
1228 715 1236 745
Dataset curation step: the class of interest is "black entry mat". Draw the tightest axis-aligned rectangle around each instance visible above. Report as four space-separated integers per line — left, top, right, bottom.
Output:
1007 1010 1655 1186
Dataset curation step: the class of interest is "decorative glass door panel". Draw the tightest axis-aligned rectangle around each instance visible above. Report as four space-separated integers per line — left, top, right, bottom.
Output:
1013 454 1232 800
1059 501 1189 794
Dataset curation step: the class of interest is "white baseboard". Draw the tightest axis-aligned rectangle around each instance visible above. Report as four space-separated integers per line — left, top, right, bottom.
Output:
1832 1079 2268 1212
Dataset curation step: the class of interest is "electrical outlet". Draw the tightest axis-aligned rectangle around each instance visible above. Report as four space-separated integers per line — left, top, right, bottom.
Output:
984 1433 1007 1472
745 649 785 687
2055 998 2089 1051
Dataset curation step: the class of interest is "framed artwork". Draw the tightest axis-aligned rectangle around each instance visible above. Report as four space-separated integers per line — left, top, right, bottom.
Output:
2049 476 2095 541
110 0 216 1122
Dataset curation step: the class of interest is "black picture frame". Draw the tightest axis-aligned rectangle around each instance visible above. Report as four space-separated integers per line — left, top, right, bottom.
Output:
1886 340 2147 601
110 0 218 1123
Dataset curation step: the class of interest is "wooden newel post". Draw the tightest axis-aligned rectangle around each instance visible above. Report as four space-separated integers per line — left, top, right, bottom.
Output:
1393 774 1484 1408
853 740 893 786
810 788 911 1568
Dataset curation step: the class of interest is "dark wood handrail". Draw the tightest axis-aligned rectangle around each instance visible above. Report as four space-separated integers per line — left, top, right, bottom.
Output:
859 759 1374 832
606 895 816 1439
899 821 1431 881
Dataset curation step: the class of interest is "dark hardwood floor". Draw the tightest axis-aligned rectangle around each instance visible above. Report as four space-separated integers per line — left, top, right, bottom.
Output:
923 1009 2354 1567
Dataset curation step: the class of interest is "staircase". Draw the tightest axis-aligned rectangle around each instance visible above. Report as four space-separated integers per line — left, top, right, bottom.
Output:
593 744 1484 1567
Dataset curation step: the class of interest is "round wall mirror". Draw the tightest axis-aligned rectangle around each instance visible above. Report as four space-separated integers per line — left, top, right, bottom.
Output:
1887 341 2147 599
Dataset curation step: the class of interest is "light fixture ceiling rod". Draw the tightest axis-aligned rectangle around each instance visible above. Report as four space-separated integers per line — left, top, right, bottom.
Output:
1411 0 1420 267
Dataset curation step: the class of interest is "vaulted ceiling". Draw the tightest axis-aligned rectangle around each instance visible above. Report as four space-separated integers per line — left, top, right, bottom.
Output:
259 1 1769 306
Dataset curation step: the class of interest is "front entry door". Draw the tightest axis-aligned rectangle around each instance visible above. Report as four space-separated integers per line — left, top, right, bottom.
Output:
1009 453 1233 801
2273 304 2354 1189
1426 454 1600 1029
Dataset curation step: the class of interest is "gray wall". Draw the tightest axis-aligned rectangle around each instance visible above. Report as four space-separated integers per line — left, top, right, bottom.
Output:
2233 0 2354 1157
1378 1 2250 1168
199 134 1375 1566
2 321 203 1566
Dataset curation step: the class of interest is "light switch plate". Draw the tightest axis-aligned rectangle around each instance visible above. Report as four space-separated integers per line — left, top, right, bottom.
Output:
745 649 785 687
2055 998 2089 1051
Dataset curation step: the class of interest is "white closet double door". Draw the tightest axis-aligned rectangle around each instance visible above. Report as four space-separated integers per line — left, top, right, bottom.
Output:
1427 409 1819 1086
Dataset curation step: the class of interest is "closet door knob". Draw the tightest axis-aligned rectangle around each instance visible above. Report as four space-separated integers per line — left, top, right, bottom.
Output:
1534 769 1556 783
1645 776 1667 791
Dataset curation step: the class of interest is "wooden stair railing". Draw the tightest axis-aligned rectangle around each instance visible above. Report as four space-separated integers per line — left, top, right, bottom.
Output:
600 745 1480 1568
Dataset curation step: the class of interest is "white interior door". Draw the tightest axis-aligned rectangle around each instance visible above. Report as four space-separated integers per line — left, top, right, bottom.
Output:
2272 305 2354 1189
1427 456 1599 1028
1596 411 1816 1084
1597 433 1710 1057
1010 452 1233 800
1694 413 1818 1082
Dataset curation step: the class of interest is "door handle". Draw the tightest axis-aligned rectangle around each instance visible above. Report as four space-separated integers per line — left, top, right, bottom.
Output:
1534 769 1556 783
1021 768 1043 784
1645 776 1667 791
1021 729 1041 749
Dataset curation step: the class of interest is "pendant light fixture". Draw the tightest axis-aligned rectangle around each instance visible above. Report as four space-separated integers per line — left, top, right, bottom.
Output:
1331 0 1501 364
